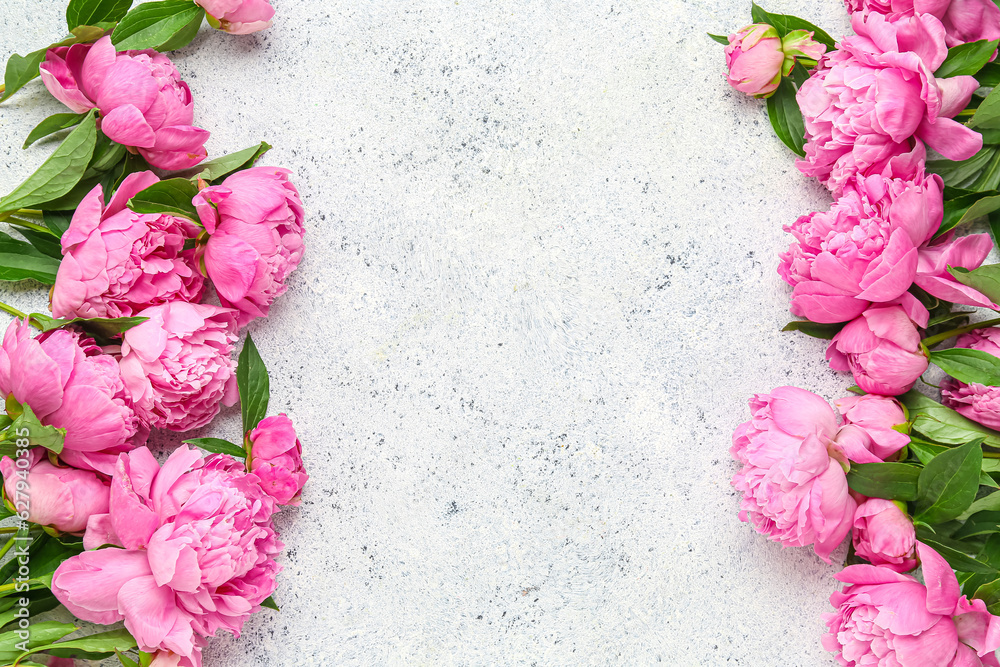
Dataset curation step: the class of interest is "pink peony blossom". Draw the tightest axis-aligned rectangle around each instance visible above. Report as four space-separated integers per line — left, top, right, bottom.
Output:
835 394 910 461
0 320 145 475
39 36 209 170
778 171 943 323
196 0 274 34
726 25 827 98
724 24 786 98
118 302 238 432
248 414 308 506
731 386 857 562
824 542 1000 666
193 167 305 327
942 328 1000 429
851 497 917 572
0 449 109 534
51 447 281 667
844 0 1000 48
827 303 930 396
51 171 204 320
797 13 981 194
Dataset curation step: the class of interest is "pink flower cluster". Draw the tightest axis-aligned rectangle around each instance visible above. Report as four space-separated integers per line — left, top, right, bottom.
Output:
731 387 1000 665
731 2 997 398
0 4 308 664
724 1 1000 663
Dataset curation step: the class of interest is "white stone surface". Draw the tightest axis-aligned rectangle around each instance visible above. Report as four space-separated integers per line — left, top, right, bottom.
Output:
0 0 865 664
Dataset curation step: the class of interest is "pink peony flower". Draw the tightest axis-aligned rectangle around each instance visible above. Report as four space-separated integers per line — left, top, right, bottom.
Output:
942 328 1000 429
851 497 917 572
835 394 910 461
0 320 145 475
845 0 1000 48
51 171 204 320
778 171 943 323
118 302 238 432
193 167 305 327
248 414 308 506
196 0 274 34
47 659 77 667
731 386 857 562
824 542 1000 666
827 303 930 396
725 25 827 99
51 447 281 667
0 449 109 534
39 36 209 170
725 24 787 98
797 13 981 194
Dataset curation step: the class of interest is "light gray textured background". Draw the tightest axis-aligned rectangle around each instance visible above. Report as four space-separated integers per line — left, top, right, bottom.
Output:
0 0 863 664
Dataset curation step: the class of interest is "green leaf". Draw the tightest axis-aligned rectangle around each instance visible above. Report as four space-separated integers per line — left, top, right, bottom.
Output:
42 211 73 239
187 142 272 183
27 314 148 342
111 0 204 51
914 438 984 523
766 76 805 156
919 535 998 574
66 0 133 30
126 178 199 220
961 491 1000 521
182 438 247 458
910 440 949 465
954 510 1000 540
15 628 136 665
749 3 836 49
0 50 46 103
261 595 279 611
846 462 921 501
10 404 66 454
0 110 98 213
237 334 270 435
0 622 77 662
116 650 140 667
22 113 88 150
929 147 998 190
781 319 844 339
980 62 1000 88
0 253 59 284
156 7 204 51
900 391 1000 449
972 85 1000 129
15 229 62 261
927 310 974 329
937 191 1000 237
950 265 1000 306
974 577 1000 614
936 39 1000 78
972 149 1000 193
707 33 729 45
930 348 1000 386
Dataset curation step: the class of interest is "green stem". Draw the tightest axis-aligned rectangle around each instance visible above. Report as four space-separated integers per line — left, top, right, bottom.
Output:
923 317 1000 348
0 302 26 322
0 536 15 562
3 218 56 237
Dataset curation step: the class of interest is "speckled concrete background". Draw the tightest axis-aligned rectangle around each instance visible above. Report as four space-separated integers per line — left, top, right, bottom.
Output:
0 0 864 664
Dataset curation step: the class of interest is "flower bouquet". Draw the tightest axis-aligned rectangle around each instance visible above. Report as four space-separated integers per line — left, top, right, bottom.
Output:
717 0 1000 664
0 0 308 665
